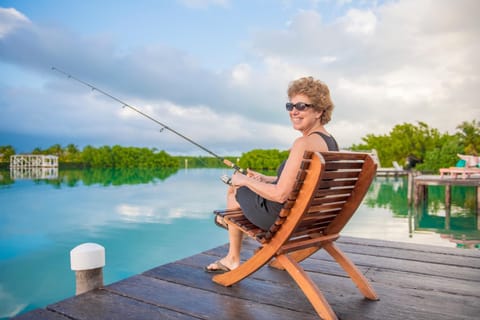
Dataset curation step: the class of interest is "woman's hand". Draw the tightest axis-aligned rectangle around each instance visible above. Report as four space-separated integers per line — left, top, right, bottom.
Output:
231 169 277 187
231 170 249 186
246 169 264 181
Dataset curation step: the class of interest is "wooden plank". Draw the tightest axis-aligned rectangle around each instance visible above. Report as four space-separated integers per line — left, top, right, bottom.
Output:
367 266 480 298
11 309 71 320
237 236 480 267
202 240 480 288
338 236 480 258
309 249 480 283
47 289 196 320
415 174 480 185
336 243 480 270
154 255 381 319
306 272 479 320
331 241 480 266
146 257 317 314
293 253 480 298
170 251 480 320
107 274 316 320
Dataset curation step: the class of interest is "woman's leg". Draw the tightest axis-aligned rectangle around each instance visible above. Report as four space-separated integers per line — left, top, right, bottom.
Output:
206 186 242 271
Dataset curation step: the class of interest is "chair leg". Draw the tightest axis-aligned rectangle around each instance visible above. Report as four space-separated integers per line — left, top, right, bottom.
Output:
269 233 339 269
276 254 338 320
269 247 319 270
213 245 276 286
323 242 379 300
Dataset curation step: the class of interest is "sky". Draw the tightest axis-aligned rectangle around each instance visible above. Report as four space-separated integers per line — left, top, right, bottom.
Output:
0 0 479 156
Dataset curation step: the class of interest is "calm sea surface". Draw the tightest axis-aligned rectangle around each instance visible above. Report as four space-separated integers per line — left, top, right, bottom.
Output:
1 168 478 318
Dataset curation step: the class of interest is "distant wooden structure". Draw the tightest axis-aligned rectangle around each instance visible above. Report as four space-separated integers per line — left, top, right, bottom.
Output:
363 149 409 177
9 155 59 180
439 167 480 180
413 174 480 207
10 155 58 168
412 174 480 233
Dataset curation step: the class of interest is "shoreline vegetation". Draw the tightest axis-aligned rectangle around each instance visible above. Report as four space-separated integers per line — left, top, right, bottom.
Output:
1 120 479 172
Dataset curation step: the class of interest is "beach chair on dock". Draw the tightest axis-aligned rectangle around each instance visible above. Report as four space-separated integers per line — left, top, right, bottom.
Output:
439 157 480 180
439 167 480 179
212 151 379 320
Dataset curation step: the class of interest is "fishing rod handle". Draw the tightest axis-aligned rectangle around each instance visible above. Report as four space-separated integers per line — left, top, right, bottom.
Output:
223 159 247 175
233 165 247 175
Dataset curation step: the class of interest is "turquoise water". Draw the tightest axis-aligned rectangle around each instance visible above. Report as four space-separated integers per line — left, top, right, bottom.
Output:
1 169 478 318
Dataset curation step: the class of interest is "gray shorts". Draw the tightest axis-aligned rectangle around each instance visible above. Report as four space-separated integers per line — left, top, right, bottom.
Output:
235 186 284 231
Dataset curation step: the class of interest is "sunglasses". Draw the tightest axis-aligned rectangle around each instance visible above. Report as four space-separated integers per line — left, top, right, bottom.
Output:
285 102 313 111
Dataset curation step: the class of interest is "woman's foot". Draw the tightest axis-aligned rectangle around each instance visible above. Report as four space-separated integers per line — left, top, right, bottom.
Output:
204 257 239 274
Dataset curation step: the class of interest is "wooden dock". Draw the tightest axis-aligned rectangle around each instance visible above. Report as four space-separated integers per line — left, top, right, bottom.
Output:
14 236 480 320
375 168 408 177
412 174 480 208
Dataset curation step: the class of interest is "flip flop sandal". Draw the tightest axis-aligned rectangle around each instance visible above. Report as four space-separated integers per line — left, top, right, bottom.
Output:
204 259 231 274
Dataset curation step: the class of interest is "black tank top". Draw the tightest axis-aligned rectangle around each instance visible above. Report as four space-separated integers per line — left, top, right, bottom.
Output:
276 132 339 178
309 131 339 151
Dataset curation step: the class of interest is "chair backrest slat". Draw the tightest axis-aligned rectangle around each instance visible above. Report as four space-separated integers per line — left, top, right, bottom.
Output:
315 188 353 197
311 194 350 205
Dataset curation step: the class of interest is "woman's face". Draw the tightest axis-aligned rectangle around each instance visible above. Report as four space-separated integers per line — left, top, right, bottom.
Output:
288 94 322 133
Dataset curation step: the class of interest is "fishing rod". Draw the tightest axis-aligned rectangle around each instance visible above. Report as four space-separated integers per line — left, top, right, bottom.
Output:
51 66 245 175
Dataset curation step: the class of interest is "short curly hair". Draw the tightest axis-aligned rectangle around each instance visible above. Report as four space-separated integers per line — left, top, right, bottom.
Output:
287 76 334 125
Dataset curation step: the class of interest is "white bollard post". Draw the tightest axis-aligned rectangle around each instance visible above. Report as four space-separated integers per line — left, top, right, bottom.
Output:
70 243 105 295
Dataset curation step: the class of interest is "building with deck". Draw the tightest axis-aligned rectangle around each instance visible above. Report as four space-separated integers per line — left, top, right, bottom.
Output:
10 154 59 168
9 155 59 180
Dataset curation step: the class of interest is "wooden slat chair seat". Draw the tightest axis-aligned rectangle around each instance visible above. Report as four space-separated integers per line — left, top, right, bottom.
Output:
212 151 379 320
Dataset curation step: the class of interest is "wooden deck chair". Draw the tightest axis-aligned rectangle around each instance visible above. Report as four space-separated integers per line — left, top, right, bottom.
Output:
212 151 378 320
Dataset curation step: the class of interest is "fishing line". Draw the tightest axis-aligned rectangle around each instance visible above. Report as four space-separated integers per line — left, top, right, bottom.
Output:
51 66 245 175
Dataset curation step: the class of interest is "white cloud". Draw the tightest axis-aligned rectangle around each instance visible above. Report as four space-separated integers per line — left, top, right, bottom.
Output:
246 0 480 145
230 63 252 85
1 0 479 153
0 7 30 38
342 8 376 35
0 284 27 318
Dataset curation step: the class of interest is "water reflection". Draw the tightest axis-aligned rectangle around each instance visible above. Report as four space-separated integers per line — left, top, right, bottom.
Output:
10 167 58 180
364 176 410 218
0 167 229 318
0 169 480 248
1 167 179 187
1 168 479 318
363 176 480 249
2 168 478 248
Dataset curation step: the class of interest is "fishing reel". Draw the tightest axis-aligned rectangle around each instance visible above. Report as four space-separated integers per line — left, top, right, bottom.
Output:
220 159 248 185
220 174 232 185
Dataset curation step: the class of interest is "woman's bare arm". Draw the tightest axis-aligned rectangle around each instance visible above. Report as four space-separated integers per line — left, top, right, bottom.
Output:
246 169 278 183
231 137 309 203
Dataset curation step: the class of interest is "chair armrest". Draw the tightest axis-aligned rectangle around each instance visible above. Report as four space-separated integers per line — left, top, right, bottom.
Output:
213 208 243 218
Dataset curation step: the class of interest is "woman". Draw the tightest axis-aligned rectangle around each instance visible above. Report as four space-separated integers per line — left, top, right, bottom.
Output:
205 76 339 273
